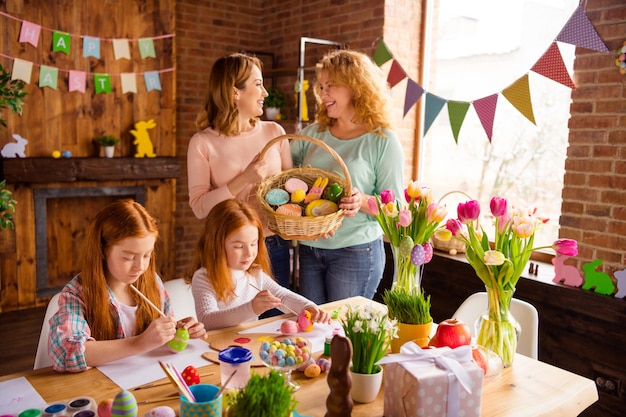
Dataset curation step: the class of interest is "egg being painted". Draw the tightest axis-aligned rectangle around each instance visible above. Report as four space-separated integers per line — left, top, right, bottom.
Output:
167 328 189 353
97 398 114 417
297 310 314 332
143 406 175 417
111 390 137 417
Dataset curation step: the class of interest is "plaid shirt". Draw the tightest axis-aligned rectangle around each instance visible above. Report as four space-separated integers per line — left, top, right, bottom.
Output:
48 274 173 372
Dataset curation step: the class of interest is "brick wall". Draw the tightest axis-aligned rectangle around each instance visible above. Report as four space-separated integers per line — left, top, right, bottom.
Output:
174 0 419 278
563 0 626 277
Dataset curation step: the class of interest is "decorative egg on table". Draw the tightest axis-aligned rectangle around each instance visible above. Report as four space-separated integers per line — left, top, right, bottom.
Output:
304 363 321 378
97 398 114 417
280 319 299 334
144 406 175 417
297 310 314 332
111 390 137 417
181 365 200 385
167 328 189 353
316 357 331 372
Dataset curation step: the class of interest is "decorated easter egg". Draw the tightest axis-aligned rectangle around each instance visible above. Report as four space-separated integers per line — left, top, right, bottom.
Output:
62 150 72 158
422 242 433 263
276 203 303 217
143 406 175 417
265 188 289 205
167 328 189 353
284 178 308 193
305 199 338 217
52 150 62 159
316 357 331 372
290 188 306 203
327 183 343 203
97 399 114 417
280 319 299 334
297 310 314 332
304 363 321 377
411 243 425 266
181 365 200 386
111 390 137 417
399 236 414 258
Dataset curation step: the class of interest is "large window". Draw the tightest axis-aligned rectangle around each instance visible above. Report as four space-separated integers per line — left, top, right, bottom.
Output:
421 0 578 249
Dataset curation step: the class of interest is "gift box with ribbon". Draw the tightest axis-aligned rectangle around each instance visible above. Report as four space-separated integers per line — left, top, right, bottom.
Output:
377 343 483 417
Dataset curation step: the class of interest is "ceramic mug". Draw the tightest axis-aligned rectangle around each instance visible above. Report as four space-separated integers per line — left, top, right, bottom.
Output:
180 384 222 417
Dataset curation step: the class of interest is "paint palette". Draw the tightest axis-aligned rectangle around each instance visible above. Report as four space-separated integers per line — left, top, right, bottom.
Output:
7 397 97 417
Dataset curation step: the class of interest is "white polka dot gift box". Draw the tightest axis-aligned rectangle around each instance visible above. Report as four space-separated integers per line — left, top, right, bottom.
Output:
377 343 483 417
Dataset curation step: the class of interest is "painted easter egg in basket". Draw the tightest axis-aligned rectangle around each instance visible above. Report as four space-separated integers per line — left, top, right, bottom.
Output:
265 188 289 206
305 199 338 217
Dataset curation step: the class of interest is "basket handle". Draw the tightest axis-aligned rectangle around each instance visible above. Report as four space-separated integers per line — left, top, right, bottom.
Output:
259 133 353 193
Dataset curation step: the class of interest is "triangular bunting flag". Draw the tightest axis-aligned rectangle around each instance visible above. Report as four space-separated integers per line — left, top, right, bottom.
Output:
387 59 407 88
447 101 470 143
373 40 393 66
423 93 447 137
556 5 609 52
502 74 536 125
531 42 575 88
473 94 498 142
404 78 424 116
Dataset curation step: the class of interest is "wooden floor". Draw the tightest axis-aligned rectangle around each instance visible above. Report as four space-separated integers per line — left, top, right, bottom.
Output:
0 306 46 376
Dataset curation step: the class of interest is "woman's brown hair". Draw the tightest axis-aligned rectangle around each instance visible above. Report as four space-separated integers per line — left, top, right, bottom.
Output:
81 199 161 340
187 199 272 302
195 53 264 136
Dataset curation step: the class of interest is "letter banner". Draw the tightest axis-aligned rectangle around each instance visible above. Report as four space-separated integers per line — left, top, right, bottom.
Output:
52 31 71 55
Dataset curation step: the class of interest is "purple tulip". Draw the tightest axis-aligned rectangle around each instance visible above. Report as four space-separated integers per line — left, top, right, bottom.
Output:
380 189 395 205
457 200 480 224
490 196 508 218
553 239 578 256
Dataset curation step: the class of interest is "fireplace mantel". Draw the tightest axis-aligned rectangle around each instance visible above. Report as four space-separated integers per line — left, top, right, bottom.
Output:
1 157 180 183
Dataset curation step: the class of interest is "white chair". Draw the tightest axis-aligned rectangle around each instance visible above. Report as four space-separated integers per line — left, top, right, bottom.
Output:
163 278 196 320
34 292 61 370
452 292 539 359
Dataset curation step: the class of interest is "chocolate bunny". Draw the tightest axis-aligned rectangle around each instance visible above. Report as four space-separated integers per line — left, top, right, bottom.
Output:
325 335 353 417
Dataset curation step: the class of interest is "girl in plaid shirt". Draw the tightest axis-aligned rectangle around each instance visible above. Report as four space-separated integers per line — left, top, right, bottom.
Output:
48 199 206 372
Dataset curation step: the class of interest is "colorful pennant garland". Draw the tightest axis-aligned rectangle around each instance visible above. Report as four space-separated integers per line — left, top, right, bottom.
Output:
375 5 610 143
0 10 174 94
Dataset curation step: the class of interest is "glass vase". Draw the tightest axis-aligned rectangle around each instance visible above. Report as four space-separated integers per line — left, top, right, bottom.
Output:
390 244 421 293
475 287 521 368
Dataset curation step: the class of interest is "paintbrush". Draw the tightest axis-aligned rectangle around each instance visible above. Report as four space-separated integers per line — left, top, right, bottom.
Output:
248 282 299 316
214 369 237 399
130 284 167 317
132 372 215 391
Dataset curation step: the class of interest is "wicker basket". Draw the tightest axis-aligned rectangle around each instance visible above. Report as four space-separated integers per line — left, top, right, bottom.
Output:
431 190 474 254
256 134 352 240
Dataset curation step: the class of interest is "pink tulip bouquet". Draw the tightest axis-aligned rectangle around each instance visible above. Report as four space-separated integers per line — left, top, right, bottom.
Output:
442 196 577 366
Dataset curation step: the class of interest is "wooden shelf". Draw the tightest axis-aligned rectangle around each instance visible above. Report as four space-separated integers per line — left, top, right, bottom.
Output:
0 157 180 184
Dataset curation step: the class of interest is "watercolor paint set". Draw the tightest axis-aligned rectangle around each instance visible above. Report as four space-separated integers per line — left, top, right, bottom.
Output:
2 397 97 417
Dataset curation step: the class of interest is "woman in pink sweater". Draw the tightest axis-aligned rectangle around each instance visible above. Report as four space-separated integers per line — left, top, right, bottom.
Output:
187 53 293 300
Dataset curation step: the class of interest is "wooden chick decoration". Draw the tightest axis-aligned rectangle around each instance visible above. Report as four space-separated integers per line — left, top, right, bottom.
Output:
325 335 353 417
131 119 157 158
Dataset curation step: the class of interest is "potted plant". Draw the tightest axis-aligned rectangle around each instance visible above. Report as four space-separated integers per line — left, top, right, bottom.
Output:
0 64 26 229
226 370 297 417
382 288 432 353
264 87 287 120
94 134 120 158
340 303 397 404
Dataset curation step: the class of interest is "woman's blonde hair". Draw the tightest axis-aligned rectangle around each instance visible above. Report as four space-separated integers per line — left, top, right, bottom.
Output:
195 53 263 136
80 199 161 340
188 199 272 302
313 49 392 135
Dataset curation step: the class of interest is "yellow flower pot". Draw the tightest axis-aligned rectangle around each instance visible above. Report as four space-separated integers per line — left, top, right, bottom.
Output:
390 320 433 353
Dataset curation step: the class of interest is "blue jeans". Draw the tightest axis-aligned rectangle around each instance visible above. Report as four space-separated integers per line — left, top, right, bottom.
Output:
262 235 292 320
296 238 385 304
265 235 292 288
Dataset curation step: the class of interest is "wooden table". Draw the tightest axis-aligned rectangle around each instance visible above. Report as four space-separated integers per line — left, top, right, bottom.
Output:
1 296 598 417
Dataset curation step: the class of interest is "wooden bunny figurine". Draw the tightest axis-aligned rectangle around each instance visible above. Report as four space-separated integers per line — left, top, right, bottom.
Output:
325 335 353 417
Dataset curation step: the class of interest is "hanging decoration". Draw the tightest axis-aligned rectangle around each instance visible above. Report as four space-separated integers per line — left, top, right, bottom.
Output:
615 41 626 75
374 5 610 143
0 10 173 95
